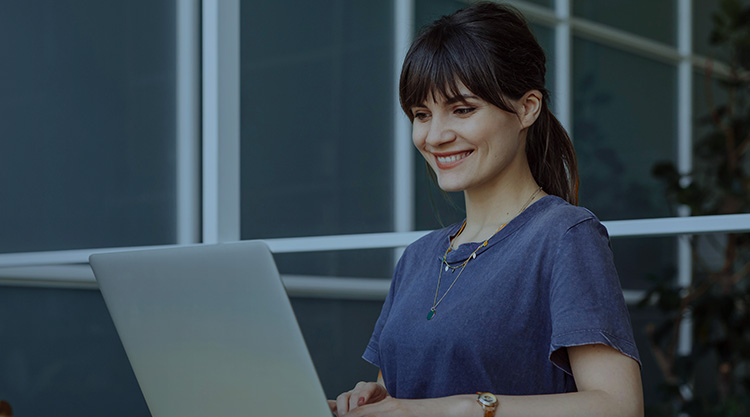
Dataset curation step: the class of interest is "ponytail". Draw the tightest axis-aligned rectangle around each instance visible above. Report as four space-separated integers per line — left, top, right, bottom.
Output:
527 101 579 205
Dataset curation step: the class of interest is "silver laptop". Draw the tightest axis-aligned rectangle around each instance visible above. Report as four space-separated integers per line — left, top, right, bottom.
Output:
90 241 332 417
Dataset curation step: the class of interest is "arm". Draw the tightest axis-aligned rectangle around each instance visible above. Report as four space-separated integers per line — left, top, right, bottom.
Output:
488 344 643 417
342 344 643 417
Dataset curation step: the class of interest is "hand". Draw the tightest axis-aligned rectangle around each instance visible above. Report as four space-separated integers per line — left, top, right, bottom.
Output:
338 395 469 417
328 381 389 416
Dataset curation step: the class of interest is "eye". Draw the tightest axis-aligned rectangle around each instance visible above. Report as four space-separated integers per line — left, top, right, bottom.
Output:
455 107 477 116
412 110 430 121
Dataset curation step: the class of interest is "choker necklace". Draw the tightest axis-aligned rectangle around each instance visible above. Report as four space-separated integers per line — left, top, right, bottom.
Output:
427 186 543 320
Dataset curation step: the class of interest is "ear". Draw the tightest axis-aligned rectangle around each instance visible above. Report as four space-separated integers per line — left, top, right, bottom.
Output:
518 90 542 129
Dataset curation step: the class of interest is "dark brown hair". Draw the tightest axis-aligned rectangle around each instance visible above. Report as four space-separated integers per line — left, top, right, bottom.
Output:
400 2 578 204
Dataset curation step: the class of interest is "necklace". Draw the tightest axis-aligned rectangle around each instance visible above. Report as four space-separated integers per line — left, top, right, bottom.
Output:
427 186 543 320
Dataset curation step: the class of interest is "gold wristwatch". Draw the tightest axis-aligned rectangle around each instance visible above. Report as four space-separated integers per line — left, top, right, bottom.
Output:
476 392 498 417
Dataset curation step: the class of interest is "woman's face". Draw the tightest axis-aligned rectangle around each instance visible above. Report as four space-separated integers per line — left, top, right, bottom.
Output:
410 83 529 194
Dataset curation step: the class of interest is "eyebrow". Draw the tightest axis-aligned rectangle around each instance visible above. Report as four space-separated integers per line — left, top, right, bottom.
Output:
444 94 479 105
412 94 479 109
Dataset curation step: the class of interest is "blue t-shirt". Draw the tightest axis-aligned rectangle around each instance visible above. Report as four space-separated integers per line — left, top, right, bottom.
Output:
362 195 640 398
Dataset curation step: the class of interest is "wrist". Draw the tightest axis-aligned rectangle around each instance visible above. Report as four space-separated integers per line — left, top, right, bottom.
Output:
449 394 487 417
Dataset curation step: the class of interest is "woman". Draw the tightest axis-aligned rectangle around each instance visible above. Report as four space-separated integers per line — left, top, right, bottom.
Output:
330 3 643 416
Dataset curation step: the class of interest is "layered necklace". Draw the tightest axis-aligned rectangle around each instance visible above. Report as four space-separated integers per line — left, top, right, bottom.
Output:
426 187 543 320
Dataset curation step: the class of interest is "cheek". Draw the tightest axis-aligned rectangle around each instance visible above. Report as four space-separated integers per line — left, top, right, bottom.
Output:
412 127 434 163
411 125 421 146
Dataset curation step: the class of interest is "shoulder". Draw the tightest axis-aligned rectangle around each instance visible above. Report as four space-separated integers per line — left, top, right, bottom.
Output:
533 196 598 227
514 196 611 258
528 196 608 240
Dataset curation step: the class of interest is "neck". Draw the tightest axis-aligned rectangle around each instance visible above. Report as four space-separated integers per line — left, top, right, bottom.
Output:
465 181 541 226
455 171 544 246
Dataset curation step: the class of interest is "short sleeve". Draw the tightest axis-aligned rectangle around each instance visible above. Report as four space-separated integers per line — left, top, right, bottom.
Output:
548 218 641 375
361 254 405 368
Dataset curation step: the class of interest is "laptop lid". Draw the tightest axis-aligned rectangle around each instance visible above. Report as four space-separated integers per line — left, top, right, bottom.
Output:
90 241 332 417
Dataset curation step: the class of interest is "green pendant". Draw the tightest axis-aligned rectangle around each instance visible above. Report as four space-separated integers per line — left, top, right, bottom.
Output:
427 308 436 320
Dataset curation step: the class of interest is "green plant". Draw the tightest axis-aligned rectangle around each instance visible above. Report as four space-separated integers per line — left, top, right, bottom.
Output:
644 1 750 415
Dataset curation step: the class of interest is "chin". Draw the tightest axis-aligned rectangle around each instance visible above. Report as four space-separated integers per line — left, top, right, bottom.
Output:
436 178 467 193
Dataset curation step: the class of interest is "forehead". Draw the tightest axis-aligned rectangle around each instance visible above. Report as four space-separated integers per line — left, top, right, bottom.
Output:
418 82 476 106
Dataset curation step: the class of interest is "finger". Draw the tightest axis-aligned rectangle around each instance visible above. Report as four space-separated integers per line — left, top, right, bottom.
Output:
360 383 387 405
327 399 338 416
345 400 384 417
349 391 365 411
348 381 369 411
336 392 351 416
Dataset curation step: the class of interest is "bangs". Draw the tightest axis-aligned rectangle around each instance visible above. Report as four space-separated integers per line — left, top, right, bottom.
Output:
399 26 515 119
400 47 466 111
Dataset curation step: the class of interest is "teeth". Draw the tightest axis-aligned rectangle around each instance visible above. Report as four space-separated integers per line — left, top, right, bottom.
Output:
437 152 469 163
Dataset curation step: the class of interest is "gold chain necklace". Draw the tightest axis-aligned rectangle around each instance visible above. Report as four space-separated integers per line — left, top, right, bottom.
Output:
427 187 543 320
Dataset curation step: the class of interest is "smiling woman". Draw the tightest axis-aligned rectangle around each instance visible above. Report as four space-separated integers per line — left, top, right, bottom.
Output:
330 3 643 417
409 86 536 198
400 2 577 208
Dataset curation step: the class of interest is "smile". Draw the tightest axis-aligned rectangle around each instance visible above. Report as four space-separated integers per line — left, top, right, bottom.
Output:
434 151 472 169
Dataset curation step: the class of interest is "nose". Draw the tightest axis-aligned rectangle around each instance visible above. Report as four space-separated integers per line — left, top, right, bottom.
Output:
424 115 456 148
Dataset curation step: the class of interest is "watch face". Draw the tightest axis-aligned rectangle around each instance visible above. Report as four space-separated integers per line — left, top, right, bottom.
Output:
478 392 497 406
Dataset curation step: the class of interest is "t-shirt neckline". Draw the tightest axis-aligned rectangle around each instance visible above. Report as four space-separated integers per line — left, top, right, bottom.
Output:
442 195 562 263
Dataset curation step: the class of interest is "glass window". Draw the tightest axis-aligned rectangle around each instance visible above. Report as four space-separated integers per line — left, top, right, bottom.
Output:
273 250 396 279
573 0 676 46
240 1 393 239
573 38 676 220
0 1 178 254
693 70 723 142
292 297 384 397
629 304 667 407
611 237 676 290
240 1 395 277
521 0 554 8
531 23 557 111
415 0 465 30
693 70 730 196
0 287 149 416
692 0 722 59
691 68 750 218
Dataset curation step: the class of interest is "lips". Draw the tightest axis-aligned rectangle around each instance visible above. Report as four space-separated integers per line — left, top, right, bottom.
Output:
434 151 472 169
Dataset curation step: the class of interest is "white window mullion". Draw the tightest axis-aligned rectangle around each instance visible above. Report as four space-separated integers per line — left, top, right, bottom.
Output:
676 0 693 357
554 0 572 132
393 0 415 261
176 0 201 245
202 0 241 243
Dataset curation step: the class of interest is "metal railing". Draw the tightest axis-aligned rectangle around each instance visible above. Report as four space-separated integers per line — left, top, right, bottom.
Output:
1 213 749 303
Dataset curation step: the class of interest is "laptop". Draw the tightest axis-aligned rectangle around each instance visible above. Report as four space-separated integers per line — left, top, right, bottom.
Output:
90 241 333 417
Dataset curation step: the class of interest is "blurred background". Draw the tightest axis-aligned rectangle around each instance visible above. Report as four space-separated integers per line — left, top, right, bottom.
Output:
1 0 749 416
